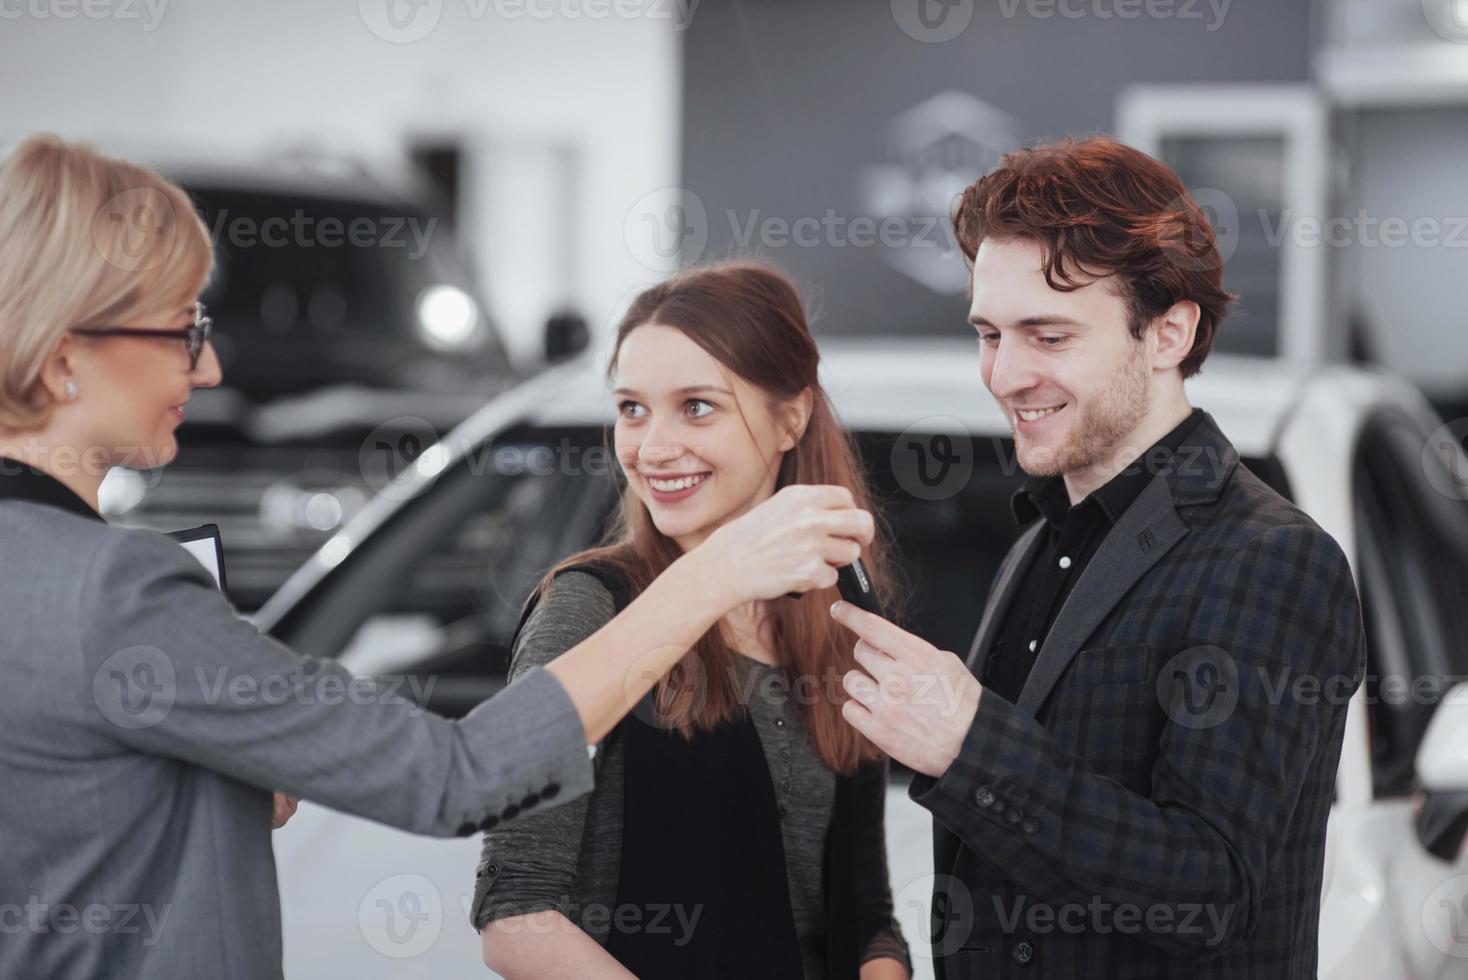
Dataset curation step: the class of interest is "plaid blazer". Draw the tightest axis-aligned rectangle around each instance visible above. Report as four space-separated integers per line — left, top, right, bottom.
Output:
908 412 1367 979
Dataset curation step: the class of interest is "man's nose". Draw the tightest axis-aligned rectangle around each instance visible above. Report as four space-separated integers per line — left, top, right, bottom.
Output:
985 338 1041 401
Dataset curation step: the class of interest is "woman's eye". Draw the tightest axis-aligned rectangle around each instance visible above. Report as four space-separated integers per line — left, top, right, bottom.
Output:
687 399 714 419
618 400 646 419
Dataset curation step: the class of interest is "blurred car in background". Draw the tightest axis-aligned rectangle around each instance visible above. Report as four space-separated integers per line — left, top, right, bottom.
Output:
255 340 1468 979
98 155 542 609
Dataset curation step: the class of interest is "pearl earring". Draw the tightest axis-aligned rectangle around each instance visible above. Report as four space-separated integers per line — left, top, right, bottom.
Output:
63 379 78 400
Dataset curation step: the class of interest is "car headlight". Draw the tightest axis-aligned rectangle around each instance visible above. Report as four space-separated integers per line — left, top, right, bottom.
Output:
415 284 481 350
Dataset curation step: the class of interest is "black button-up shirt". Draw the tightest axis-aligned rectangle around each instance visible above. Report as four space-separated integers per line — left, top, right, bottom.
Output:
0 456 105 524
983 408 1206 705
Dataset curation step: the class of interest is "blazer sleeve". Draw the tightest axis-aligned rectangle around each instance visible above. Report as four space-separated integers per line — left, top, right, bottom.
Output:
909 523 1367 956
470 570 620 929
76 526 594 837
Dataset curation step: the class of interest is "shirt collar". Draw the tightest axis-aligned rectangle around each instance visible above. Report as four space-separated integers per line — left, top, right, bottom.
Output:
1011 407 1207 529
0 457 106 524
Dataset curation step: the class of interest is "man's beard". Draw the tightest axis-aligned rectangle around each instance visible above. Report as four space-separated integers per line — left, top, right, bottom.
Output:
1014 347 1151 479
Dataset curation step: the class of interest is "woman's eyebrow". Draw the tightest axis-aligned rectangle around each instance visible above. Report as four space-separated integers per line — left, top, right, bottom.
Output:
613 384 735 397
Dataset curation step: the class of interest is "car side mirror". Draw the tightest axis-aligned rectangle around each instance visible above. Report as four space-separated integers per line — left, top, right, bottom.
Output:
544 310 589 364
1415 681 1468 861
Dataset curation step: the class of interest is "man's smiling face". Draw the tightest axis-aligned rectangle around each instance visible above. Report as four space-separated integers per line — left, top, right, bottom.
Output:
969 236 1153 481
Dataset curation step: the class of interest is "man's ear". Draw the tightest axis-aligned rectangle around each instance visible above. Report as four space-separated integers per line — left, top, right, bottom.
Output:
1151 300 1200 372
778 387 815 452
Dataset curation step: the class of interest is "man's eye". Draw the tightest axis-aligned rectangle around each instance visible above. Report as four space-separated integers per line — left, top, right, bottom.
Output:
977 333 1000 345
687 399 714 418
1039 336 1066 348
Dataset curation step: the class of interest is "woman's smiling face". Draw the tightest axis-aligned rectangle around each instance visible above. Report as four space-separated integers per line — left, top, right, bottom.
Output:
612 323 804 553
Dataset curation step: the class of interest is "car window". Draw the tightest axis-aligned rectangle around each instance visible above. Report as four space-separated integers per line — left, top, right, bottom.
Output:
1353 409 1468 797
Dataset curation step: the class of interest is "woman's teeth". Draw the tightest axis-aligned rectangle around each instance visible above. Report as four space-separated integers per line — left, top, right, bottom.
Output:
649 473 709 492
1017 405 1063 422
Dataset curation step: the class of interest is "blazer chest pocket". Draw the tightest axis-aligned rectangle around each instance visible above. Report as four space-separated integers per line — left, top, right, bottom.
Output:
1064 644 1150 687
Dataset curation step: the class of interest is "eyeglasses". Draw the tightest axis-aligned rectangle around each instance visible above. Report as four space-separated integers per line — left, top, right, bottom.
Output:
71 302 214 371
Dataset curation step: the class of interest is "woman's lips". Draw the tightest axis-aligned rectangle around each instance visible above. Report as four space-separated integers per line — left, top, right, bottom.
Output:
646 471 710 503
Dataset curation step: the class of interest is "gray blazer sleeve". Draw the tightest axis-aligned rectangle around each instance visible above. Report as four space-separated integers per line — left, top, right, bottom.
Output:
471 570 618 928
78 526 594 837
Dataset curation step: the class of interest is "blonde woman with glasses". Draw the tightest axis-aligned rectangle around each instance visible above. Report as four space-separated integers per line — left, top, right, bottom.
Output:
0 134 873 980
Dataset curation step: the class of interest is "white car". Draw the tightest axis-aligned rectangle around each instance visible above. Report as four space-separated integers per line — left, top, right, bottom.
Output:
254 339 1468 979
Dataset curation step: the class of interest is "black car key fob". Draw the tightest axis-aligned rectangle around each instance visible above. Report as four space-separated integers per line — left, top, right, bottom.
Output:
785 556 881 615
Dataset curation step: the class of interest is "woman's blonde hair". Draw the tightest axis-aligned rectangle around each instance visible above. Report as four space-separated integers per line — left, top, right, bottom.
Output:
0 133 214 429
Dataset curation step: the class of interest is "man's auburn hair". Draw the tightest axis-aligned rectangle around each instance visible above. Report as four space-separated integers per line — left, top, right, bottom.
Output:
952 136 1235 380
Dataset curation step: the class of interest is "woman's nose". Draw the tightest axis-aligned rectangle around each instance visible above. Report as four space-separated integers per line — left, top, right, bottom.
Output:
191 340 223 389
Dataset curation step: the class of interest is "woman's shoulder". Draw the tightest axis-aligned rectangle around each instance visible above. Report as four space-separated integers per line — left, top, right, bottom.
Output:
508 567 623 677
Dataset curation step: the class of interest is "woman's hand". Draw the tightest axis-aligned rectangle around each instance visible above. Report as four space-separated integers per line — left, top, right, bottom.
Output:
272 793 299 829
694 484 874 609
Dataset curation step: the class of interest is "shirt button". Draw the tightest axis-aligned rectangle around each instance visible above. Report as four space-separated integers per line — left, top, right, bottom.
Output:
775 718 785 728
1013 939 1034 965
1028 639 1037 652
1058 555 1072 569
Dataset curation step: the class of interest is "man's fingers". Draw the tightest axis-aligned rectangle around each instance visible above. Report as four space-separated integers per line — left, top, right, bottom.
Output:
830 600 922 658
844 667 880 705
853 640 901 682
841 695 878 739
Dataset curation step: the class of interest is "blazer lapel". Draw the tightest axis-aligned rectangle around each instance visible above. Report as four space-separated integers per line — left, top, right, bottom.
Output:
1016 474 1188 717
965 519 1046 679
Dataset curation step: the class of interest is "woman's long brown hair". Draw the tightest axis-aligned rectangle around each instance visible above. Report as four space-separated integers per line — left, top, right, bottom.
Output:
531 259 897 775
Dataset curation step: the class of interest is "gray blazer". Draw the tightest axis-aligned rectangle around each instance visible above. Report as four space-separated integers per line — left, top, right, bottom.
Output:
0 473 594 979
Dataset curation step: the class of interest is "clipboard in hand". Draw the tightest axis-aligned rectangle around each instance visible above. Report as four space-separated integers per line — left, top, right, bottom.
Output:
166 523 228 592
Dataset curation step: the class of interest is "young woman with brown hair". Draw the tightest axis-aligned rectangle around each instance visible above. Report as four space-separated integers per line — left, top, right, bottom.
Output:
474 259 911 979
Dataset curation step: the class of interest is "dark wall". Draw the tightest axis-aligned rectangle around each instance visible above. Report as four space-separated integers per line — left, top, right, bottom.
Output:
679 0 1317 338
